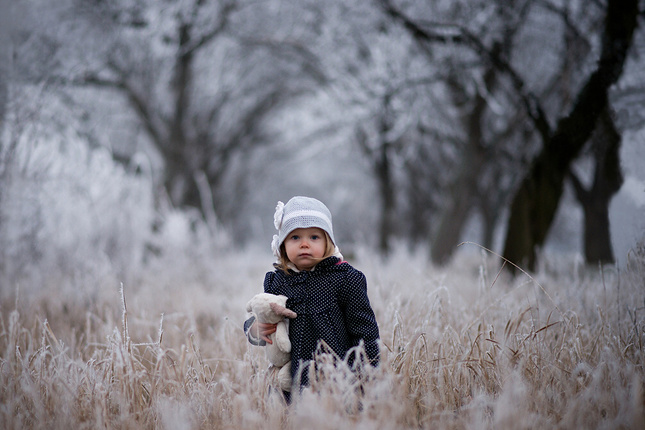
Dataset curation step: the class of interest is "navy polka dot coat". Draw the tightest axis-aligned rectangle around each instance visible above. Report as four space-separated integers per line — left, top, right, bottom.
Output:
247 256 380 387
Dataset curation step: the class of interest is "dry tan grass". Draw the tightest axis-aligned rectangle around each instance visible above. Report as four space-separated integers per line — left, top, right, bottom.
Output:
1 247 644 429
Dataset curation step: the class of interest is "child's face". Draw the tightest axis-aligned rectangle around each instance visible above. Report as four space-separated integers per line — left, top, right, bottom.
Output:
284 227 327 271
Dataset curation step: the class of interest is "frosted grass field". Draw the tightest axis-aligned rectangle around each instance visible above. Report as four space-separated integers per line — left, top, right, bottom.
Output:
1 244 644 429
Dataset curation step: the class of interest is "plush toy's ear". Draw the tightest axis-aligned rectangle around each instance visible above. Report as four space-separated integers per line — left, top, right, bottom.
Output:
270 302 297 319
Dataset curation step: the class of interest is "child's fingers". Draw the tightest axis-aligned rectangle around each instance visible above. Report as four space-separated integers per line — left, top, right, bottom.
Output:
258 323 277 343
258 322 277 331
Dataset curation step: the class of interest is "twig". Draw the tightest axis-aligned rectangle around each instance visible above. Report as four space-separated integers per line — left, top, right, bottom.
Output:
458 241 562 316
157 313 164 346
43 319 64 354
120 283 131 352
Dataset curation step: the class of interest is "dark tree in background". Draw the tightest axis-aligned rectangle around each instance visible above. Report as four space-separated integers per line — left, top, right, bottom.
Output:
0 0 10 277
379 0 550 264
568 108 624 265
381 0 641 269
4 0 643 263
430 51 504 265
355 97 399 255
502 0 639 270
375 0 531 261
61 0 324 225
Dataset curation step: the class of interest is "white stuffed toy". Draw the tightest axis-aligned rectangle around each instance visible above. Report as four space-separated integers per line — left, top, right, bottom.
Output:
246 293 297 392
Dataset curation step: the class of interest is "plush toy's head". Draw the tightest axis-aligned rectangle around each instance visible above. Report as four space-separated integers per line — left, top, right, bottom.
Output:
246 293 297 324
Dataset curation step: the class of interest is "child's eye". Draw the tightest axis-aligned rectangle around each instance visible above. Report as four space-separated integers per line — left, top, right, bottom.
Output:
311 235 320 240
290 235 300 240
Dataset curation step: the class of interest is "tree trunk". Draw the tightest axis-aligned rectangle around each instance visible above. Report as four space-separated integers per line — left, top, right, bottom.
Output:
480 201 497 250
164 22 199 210
569 108 623 264
430 141 485 264
583 201 614 263
376 144 395 255
430 63 495 265
570 174 616 264
404 154 435 247
0 24 8 278
0 1 8 149
502 0 638 271
164 156 202 210
355 92 398 256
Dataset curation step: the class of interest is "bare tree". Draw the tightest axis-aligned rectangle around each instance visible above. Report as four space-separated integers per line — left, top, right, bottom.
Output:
288 0 445 253
354 91 399 254
380 0 641 268
502 0 639 270
53 0 324 224
379 0 542 263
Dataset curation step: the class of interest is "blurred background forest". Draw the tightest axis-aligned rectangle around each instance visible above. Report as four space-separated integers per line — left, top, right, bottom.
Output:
1 0 644 291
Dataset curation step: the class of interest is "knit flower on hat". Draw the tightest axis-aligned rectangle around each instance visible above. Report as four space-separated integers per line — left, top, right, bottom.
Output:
273 201 285 230
271 234 281 258
271 202 285 259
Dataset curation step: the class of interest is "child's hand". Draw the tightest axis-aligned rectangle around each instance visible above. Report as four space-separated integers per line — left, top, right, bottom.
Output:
258 322 277 344
251 321 278 344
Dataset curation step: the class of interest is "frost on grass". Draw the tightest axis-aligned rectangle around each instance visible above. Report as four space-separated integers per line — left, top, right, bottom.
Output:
1 244 644 429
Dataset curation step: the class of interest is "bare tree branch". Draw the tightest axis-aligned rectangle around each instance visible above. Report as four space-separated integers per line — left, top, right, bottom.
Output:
178 0 237 57
77 69 166 148
378 0 552 141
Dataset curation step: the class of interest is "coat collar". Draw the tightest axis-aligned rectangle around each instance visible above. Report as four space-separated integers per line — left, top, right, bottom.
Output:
280 256 348 276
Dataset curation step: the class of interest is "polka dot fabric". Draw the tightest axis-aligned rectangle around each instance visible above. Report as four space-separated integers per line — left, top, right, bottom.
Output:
263 256 380 388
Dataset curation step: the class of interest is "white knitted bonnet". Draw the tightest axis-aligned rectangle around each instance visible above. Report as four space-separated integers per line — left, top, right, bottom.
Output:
271 196 337 258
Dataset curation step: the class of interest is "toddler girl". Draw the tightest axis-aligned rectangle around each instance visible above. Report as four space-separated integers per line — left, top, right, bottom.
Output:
244 196 380 393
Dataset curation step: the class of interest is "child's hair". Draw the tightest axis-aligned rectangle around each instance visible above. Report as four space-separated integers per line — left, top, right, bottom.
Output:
276 230 337 274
